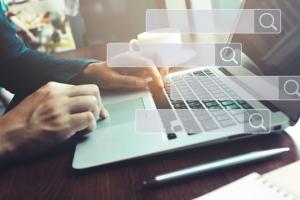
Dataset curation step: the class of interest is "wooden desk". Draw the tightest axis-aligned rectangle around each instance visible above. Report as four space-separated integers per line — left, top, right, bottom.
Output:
0 44 298 200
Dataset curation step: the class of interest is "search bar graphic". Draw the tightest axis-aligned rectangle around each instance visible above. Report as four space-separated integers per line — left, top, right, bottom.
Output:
146 9 281 34
107 43 242 68
135 109 271 135
169 76 300 101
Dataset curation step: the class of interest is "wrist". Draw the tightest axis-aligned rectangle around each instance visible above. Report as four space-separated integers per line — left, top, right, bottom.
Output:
83 62 106 83
69 61 102 85
84 62 103 76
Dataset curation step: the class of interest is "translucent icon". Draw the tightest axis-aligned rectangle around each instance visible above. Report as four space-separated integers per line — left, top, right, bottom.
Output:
259 12 278 32
248 113 267 131
220 46 239 65
283 79 300 96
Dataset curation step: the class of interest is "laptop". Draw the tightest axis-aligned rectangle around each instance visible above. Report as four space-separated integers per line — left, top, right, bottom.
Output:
72 0 300 169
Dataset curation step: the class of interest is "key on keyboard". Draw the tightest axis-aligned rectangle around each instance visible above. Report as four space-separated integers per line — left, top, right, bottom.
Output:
163 69 259 139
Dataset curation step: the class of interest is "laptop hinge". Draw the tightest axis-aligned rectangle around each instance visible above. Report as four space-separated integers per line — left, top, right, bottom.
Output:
218 67 279 113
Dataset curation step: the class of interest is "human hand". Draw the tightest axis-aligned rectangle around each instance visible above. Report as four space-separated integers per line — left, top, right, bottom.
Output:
85 52 169 90
0 82 108 163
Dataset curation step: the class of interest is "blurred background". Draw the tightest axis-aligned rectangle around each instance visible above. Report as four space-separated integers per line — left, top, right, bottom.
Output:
0 0 242 114
1 0 242 53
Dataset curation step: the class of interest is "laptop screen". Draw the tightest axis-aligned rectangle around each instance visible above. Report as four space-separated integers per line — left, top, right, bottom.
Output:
232 0 300 76
232 0 300 122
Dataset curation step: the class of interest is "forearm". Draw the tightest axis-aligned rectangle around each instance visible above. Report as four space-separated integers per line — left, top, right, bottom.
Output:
1 48 97 95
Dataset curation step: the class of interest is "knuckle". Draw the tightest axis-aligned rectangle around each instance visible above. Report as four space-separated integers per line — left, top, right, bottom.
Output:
37 82 56 95
45 82 58 89
90 84 100 93
89 96 98 105
44 101 62 117
46 90 56 98
43 83 58 97
44 82 69 98
86 112 95 122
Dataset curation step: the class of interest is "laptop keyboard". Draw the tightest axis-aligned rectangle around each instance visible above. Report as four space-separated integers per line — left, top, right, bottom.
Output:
164 69 256 140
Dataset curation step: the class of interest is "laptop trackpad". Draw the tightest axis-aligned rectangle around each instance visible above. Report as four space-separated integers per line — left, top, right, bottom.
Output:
100 98 145 127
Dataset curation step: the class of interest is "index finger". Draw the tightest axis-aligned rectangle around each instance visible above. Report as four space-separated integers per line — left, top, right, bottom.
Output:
146 67 164 88
68 85 101 105
159 67 169 80
67 84 108 119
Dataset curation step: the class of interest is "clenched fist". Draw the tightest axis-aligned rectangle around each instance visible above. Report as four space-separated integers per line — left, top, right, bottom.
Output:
0 82 108 164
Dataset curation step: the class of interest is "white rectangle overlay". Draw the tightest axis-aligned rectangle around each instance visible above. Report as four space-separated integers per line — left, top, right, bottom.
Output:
169 75 300 101
135 109 271 135
107 43 242 67
146 9 281 34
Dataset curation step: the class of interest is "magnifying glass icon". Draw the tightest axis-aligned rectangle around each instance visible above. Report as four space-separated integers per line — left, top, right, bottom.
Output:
283 79 300 96
248 113 267 131
220 46 239 65
259 13 278 32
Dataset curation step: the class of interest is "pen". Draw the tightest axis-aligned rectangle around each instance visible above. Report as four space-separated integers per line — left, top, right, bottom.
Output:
143 147 290 187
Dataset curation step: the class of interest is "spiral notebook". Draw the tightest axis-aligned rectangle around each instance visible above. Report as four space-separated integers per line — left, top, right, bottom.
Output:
194 161 300 200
